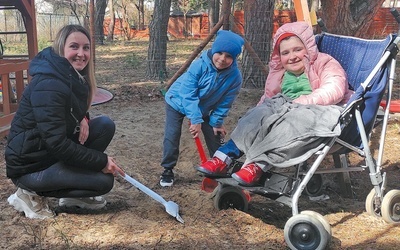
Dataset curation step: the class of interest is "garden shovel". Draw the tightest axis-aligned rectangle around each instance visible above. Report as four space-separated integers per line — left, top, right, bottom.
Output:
194 135 219 193
121 173 184 223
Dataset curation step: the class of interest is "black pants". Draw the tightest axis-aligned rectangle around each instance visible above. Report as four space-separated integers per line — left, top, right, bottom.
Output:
13 116 116 198
161 103 223 169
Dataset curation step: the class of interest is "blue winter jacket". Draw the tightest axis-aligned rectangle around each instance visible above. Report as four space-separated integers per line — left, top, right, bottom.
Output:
5 47 108 178
165 49 242 127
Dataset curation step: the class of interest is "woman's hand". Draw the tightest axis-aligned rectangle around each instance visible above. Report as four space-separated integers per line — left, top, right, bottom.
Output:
102 156 125 177
79 118 89 144
189 123 202 138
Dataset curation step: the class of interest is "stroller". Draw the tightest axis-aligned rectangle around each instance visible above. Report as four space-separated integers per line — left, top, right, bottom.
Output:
200 30 400 249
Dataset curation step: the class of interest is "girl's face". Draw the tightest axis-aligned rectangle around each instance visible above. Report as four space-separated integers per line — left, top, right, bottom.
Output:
279 36 307 75
212 52 234 70
63 31 90 72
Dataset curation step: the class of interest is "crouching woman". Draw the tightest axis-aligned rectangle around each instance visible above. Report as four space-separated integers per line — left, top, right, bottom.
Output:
5 24 124 219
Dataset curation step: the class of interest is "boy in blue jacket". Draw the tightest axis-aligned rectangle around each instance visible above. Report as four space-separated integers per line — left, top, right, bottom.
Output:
160 30 244 187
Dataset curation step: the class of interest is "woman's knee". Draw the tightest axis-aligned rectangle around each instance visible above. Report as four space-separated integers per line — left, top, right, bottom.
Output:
92 116 115 133
98 174 115 194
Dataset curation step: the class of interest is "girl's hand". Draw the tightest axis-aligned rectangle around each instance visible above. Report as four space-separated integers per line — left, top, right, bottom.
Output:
102 156 125 177
189 123 202 138
213 126 227 137
79 118 89 144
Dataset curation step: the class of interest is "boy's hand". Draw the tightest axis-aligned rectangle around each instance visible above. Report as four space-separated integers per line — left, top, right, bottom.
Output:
189 123 202 138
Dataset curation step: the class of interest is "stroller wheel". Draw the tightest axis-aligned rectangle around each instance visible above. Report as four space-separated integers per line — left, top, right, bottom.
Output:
284 214 331 250
365 188 382 218
381 189 400 224
300 210 331 236
303 174 323 197
213 186 248 212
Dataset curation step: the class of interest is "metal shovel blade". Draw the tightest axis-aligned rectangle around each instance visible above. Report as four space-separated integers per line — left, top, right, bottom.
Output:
121 174 184 223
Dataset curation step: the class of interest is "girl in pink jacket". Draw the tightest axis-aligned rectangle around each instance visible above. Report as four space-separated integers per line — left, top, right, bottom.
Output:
259 21 352 106
196 22 353 186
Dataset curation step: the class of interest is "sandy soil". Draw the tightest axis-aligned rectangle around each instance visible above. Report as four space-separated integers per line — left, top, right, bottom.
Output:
1 40 400 250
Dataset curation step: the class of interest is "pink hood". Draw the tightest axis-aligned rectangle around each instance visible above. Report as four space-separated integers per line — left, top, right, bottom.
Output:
259 21 352 105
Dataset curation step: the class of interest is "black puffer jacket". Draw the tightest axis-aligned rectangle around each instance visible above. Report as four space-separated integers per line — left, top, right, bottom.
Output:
5 47 108 178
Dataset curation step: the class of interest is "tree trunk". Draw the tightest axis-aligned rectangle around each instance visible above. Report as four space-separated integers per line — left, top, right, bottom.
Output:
146 0 172 79
95 0 108 45
106 0 115 42
242 0 274 88
221 0 232 30
208 0 220 31
320 0 385 37
138 0 145 30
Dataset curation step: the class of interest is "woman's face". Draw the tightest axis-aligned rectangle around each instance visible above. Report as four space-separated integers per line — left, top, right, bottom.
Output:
63 31 90 71
212 52 234 70
279 36 307 75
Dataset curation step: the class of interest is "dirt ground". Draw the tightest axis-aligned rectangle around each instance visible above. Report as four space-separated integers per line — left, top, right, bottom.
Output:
1 39 400 250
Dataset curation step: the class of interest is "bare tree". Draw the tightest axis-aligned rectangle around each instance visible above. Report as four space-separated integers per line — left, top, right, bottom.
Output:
135 0 145 30
319 0 385 37
178 0 191 38
208 0 220 31
146 0 172 79
241 0 274 88
115 0 134 40
106 0 115 42
41 0 86 24
95 0 108 45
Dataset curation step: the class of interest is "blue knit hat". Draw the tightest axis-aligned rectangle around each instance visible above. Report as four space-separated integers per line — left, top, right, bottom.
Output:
211 30 244 59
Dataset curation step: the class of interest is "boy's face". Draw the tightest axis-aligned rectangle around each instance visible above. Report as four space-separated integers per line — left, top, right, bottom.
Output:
279 36 307 75
212 52 234 70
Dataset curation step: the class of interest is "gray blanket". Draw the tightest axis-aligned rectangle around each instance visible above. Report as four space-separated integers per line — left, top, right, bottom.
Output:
230 94 343 168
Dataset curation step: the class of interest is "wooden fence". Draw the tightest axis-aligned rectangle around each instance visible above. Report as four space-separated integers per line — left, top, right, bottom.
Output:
104 8 400 40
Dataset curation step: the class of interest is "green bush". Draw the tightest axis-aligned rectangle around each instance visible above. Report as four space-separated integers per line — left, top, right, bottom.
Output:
3 42 27 55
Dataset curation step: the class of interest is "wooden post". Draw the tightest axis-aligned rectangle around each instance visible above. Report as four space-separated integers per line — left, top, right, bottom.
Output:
293 0 312 26
21 0 38 59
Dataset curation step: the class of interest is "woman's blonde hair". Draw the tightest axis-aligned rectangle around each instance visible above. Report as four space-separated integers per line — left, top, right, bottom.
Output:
52 24 96 108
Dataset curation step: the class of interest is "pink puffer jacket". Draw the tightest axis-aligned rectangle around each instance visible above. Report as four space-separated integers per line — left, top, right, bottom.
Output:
258 21 353 106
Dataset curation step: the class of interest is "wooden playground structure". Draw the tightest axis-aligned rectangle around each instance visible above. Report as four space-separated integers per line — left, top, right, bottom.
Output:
0 0 37 136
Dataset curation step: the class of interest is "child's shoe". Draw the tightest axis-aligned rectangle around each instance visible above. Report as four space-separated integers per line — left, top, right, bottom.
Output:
8 188 55 219
160 169 174 187
196 156 228 176
232 163 263 186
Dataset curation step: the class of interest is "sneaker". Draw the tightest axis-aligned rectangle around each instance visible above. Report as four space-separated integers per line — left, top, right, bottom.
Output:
160 169 174 187
7 188 55 219
59 196 106 210
232 163 263 186
195 156 228 176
